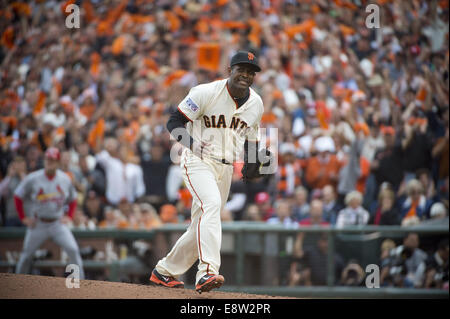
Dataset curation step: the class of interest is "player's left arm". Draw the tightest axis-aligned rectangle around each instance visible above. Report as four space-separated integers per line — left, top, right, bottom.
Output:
167 84 215 158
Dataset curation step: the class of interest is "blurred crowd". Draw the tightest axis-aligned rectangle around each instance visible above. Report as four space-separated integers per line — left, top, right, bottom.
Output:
287 232 448 289
0 0 448 287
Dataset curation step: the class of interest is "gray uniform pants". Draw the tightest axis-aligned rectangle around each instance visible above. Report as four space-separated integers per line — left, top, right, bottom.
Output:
16 220 85 279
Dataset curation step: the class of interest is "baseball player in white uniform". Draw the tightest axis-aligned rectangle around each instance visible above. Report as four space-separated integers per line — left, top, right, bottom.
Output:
14 147 85 279
150 51 265 293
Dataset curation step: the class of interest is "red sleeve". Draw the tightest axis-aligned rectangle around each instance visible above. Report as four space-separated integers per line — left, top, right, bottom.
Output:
14 195 25 220
67 200 77 219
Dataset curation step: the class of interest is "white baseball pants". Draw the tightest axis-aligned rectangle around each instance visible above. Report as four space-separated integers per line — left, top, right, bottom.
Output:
155 149 233 284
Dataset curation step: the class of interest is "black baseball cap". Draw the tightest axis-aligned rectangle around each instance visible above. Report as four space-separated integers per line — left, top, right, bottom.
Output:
230 51 261 72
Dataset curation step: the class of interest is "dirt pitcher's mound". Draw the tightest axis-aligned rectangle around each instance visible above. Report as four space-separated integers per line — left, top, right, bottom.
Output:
0 273 290 299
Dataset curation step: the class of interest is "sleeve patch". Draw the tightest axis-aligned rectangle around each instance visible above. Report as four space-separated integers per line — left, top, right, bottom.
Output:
186 97 199 112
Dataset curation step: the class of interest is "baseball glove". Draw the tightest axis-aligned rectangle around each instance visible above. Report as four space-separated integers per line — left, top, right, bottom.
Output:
241 148 274 182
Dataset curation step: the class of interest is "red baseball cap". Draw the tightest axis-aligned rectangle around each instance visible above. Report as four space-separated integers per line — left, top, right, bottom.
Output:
45 147 61 160
255 192 270 204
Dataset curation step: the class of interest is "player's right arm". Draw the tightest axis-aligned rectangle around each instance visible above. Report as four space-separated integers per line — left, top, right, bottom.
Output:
166 109 195 150
167 110 213 159
167 86 212 159
13 173 36 227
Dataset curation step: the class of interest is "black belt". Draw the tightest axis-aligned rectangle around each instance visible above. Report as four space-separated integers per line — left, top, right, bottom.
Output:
221 159 232 165
211 157 232 165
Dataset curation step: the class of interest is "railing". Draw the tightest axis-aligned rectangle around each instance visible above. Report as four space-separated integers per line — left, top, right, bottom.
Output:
0 222 448 298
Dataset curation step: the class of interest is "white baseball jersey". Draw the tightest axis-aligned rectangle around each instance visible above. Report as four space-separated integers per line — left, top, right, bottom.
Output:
14 169 77 219
177 79 264 163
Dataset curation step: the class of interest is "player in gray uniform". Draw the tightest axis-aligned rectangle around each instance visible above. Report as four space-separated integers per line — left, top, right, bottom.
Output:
14 147 85 279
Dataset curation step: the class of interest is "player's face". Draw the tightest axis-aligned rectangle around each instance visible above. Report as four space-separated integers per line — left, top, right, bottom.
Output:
44 158 59 173
229 64 257 90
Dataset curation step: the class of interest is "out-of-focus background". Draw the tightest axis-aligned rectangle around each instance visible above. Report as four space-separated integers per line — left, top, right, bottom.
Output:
0 0 448 298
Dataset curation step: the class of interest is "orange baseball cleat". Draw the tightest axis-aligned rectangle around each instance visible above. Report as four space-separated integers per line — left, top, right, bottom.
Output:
149 269 184 288
195 274 225 293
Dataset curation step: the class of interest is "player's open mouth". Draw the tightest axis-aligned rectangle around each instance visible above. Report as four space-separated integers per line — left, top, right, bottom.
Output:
239 79 249 86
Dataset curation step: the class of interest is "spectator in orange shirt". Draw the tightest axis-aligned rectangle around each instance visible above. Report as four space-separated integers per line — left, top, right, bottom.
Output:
305 136 342 191
98 206 126 229
30 113 57 152
277 143 302 197
139 203 162 229
400 179 433 223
